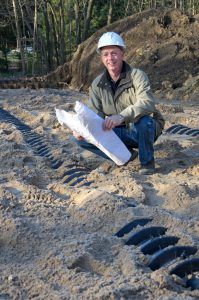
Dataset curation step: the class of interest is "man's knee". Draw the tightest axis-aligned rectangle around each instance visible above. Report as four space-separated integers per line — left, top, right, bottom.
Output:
136 116 154 132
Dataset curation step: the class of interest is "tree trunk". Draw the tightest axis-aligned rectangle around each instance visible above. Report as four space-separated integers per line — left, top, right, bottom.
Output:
74 0 81 45
67 0 72 60
189 0 196 15
43 0 53 71
24 3 34 36
18 0 25 37
50 9 60 66
59 0 66 65
82 0 95 41
32 0 38 75
138 0 144 13
107 0 113 25
12 0 26 74
124 0 130 17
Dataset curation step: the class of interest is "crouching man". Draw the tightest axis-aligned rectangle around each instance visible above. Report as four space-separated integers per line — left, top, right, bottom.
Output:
73 32 164 175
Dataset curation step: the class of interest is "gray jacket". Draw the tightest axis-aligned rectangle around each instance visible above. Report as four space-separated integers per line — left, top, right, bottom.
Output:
87 62 165 137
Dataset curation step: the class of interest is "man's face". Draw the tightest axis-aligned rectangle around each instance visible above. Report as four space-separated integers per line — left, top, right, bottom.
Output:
100 46 124 74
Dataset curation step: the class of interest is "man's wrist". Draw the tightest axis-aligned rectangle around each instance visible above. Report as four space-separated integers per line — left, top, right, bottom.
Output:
118 114 125 123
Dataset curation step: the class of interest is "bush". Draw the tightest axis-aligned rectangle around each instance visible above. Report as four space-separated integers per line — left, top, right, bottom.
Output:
0 57 8 71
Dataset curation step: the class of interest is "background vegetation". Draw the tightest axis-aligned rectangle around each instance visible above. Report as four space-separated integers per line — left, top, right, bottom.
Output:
0 0 199 77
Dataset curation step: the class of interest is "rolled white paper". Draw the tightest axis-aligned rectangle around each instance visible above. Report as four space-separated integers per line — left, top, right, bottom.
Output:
55 101 131 165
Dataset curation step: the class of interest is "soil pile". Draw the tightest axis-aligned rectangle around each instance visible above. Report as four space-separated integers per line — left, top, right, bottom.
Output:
69 8 199 99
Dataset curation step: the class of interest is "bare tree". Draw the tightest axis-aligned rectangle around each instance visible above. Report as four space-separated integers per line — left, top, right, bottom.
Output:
23 1 34 36
189 0 196 15
66 0 72 60
74 0 81 45
82 0 95 41
59 0 66 64
124 0 131 16
12 0 26 74
43 0 53 71
49 7 60 66
138 0 144 12
107 0 115 25
32 0 38 74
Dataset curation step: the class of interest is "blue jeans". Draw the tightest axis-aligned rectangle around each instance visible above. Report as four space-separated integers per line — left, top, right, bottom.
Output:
73 116 157 166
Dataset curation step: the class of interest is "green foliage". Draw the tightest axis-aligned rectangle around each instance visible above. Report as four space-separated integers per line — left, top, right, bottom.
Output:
91 1 109 31
0 57 8 71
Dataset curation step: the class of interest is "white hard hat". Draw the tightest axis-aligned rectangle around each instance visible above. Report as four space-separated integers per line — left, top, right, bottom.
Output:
97 32 126 52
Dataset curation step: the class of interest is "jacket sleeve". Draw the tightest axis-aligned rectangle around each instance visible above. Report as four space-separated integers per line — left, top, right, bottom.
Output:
119 69 156 123
87 81 105 119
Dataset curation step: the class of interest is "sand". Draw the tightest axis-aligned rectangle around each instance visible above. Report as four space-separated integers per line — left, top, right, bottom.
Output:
0 88 198 300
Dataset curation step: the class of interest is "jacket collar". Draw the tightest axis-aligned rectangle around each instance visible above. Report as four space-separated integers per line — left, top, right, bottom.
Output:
97 61 133 99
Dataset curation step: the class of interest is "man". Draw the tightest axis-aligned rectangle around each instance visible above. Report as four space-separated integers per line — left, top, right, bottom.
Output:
73 32 164 175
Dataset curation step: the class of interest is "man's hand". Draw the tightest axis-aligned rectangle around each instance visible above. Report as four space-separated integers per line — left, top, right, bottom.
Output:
103 115 124 130
72 131 84 140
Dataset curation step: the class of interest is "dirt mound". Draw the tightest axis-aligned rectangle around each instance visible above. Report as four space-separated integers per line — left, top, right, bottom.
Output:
68 8 199 101
70 9 199 92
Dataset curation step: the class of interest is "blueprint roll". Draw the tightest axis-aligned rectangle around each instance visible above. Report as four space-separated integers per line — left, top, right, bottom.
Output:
56 101 131 166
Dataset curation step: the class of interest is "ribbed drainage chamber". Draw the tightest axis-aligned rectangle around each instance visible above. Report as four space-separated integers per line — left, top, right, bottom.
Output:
164 124 199 137
115 218 199 290
0 108 93 187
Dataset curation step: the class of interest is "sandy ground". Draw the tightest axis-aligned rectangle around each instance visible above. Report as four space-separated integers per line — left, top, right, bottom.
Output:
0 88 198 300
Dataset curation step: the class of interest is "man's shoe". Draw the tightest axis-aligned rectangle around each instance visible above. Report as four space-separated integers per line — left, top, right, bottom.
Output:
129 149 138 161
139 159 155 175
129 149 138 162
